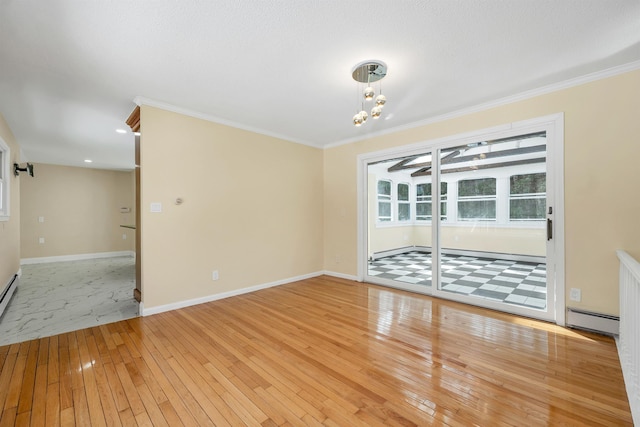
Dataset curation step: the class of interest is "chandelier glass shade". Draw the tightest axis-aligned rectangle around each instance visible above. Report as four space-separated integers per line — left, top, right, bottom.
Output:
351 60 387 126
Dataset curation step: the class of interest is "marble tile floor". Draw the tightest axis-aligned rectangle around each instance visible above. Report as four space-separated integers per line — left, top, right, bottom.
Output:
0 256 138 346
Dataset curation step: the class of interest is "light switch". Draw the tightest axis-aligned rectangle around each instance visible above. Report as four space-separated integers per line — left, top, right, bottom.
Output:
150 202 162 213
39 237 45 244
38 216 44 223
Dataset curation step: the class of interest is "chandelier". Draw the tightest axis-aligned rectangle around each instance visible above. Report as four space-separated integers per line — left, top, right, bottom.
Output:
351 60 387 126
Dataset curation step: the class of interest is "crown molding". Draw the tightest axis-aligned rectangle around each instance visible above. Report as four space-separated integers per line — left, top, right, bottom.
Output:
325 60 640 149
132 96 324 149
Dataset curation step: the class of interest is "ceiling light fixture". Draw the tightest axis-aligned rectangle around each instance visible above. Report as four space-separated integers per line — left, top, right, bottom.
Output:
84 159 93 163
116 129 127 134
351 60 387 126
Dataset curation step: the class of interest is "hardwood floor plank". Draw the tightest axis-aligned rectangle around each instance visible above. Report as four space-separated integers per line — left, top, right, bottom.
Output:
116 408 136 427
4 343 28 411
164 356 232 426
17 340 39 415
0 276 633 425
0 345 7 372
114 362 146 416
126 334 198 425
102 361 129 414
0 407 16 427
135 384 168 427
14 410 30 427
47 336 59 386
77 330 107 427
157 400 184 427
29 353 47 427
0 348 18 413
133 329 215 427
44 382 60 427
56 334 73 412
59 407 74 426
84 329 122 427
71 387 91 427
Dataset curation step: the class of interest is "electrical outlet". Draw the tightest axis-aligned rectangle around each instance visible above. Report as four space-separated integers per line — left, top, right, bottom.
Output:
39 237 45 244
212 270 219 281
38 216 44 223
122 234 127 240
570 288 581 302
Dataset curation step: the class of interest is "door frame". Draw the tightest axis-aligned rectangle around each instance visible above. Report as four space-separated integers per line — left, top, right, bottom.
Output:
357 113 565 325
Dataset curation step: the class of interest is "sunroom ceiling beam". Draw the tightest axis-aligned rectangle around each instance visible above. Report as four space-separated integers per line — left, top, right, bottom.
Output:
411 157 546 177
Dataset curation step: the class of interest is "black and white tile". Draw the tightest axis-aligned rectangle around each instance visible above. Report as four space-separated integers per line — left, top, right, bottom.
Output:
369 251 546 310
0 256 138 346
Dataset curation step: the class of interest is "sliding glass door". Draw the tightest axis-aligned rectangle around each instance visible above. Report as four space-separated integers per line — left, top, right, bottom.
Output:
366 153 436 294
361 116 563 322
432 133 551 316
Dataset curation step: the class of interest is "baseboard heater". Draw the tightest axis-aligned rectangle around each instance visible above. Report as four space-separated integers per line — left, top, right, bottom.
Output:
0 274 19 318
566 307 619 336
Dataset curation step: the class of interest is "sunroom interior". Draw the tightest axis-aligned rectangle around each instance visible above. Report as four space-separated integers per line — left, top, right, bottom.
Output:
367 132 549 311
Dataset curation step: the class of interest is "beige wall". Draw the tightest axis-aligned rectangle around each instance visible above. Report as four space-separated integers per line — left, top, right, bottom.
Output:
325 69 640 316
0 114 20 288
139 106 324 309
20 164 135 259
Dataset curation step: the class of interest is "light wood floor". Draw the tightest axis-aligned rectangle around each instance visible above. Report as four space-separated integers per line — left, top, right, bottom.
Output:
0 275 632 426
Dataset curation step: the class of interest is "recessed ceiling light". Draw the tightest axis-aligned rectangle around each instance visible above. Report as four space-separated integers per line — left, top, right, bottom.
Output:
84 159 93 163
116 129 127 134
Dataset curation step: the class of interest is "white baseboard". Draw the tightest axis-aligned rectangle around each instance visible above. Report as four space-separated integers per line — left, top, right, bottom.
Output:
21 251 135 265
142 271 324 317
322 271 359 281
370 246 414 260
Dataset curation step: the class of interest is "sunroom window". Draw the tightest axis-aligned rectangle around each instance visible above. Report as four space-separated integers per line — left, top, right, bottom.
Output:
416 183 447 221
510 173 546 220
377 179 392 222
397 183 410 221
457 178 496 221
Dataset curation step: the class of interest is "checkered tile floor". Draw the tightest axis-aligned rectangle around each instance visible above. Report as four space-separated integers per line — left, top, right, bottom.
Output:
368 251 547 310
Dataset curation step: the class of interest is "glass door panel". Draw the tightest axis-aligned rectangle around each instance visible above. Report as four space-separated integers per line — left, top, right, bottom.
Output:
434 133 549 314
366 153 435 293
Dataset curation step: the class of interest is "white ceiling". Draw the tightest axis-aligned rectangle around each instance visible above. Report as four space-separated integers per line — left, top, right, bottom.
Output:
1 1 639 170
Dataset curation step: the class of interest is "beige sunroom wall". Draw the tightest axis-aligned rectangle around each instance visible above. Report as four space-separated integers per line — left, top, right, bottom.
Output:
368 225 545 258
324 69 640 316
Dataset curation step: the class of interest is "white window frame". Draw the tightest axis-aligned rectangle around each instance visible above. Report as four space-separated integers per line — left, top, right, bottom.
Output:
416 181 448 222
457 177 497 221
416 182 430 221
0 137 10 221
377 179 392 222
508 172 546 222
397 182 411 222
